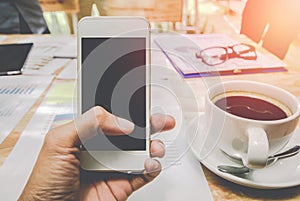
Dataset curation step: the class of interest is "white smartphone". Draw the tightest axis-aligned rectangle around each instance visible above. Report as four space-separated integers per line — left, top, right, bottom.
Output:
78 17 150 172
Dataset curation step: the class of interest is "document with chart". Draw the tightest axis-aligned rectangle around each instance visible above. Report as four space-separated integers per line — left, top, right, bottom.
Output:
18 35 76 75
0 75 53 143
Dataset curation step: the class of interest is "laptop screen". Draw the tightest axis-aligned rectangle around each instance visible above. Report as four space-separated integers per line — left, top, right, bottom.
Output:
0 43 33 73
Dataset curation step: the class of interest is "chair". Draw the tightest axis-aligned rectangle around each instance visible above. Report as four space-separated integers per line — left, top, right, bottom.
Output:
240 0 300 59
105 0 183 30
39 0 79 34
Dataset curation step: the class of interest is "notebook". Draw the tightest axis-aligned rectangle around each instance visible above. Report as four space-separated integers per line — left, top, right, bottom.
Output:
154 34 287 78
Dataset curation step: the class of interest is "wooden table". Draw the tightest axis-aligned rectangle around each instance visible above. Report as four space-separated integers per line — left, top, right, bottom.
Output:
1 34 300 201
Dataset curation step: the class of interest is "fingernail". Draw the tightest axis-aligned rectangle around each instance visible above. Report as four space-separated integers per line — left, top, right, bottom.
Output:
153 141 165 153
116 117 134 133
158 141 165 149
146 158 160 172
152 160 160 170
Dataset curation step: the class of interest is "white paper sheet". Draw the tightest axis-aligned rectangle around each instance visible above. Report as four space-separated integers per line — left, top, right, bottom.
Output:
129 138 213 201
57 59 77 80
155 34 287 77
0 75 53 144
19 35 76 75
19 35 76 58
0 82 76 201
130 64 213 201
22 58 70 75
186 34 287 70
0 111 55 200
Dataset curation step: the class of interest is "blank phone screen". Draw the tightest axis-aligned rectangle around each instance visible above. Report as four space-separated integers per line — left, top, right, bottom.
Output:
81 37 146 151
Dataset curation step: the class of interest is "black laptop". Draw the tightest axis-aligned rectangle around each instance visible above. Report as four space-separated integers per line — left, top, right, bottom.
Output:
0 43 33 76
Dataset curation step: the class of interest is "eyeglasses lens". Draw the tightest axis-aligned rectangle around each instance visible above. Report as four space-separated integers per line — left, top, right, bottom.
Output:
233 44 256 59
201 47 227 65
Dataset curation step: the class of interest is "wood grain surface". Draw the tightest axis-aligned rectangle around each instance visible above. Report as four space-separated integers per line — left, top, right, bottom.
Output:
39 0 79 13
106 0 182 22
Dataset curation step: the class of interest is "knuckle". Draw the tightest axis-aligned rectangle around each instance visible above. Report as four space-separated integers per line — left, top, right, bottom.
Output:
44 130 58 149
93 106 108 119
93 105 105 115
93 106 106 125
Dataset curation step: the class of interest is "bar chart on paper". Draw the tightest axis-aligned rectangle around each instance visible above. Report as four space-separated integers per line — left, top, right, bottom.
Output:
0 75 53 144
0 83 38 95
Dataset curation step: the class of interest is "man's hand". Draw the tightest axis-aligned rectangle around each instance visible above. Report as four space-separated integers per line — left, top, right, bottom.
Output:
19 106 175 201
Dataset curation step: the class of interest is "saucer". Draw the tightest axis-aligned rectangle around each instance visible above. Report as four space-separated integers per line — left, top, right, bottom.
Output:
186 114 300 189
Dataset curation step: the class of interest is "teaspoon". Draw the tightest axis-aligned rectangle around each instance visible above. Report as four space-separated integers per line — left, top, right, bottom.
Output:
217 145 300 174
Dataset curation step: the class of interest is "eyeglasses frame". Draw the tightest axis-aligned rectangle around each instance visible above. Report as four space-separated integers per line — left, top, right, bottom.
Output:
195 43 257 66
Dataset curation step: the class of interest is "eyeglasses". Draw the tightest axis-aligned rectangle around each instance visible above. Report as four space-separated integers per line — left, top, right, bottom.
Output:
195 43 257 66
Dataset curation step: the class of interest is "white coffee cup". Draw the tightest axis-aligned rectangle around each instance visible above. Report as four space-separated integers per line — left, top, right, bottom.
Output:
205 80 300 169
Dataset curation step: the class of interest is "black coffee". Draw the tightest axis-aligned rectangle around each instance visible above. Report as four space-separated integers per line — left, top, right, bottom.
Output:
214 93 289 121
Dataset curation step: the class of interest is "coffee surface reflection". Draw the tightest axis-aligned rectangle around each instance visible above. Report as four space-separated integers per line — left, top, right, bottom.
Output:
213 91 291 121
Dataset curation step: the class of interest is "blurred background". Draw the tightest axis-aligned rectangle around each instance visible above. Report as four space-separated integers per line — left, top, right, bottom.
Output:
43 0 245 35
40 0 300 62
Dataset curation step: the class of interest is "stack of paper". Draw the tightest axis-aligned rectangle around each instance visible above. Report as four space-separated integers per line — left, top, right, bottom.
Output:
155 34 287 78
57 59 77 80
19 35 76 75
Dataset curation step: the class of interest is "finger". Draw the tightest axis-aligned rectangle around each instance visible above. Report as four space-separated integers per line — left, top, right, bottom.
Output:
93 181 116 201
77 106 135 141
130 159 161 191
50 106 134 146
106 179 133 201
151 113 175 134
150 140 165 158
80 183 99 201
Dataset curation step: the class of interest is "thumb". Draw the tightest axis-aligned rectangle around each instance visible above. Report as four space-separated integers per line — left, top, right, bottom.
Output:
48 106 134 147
